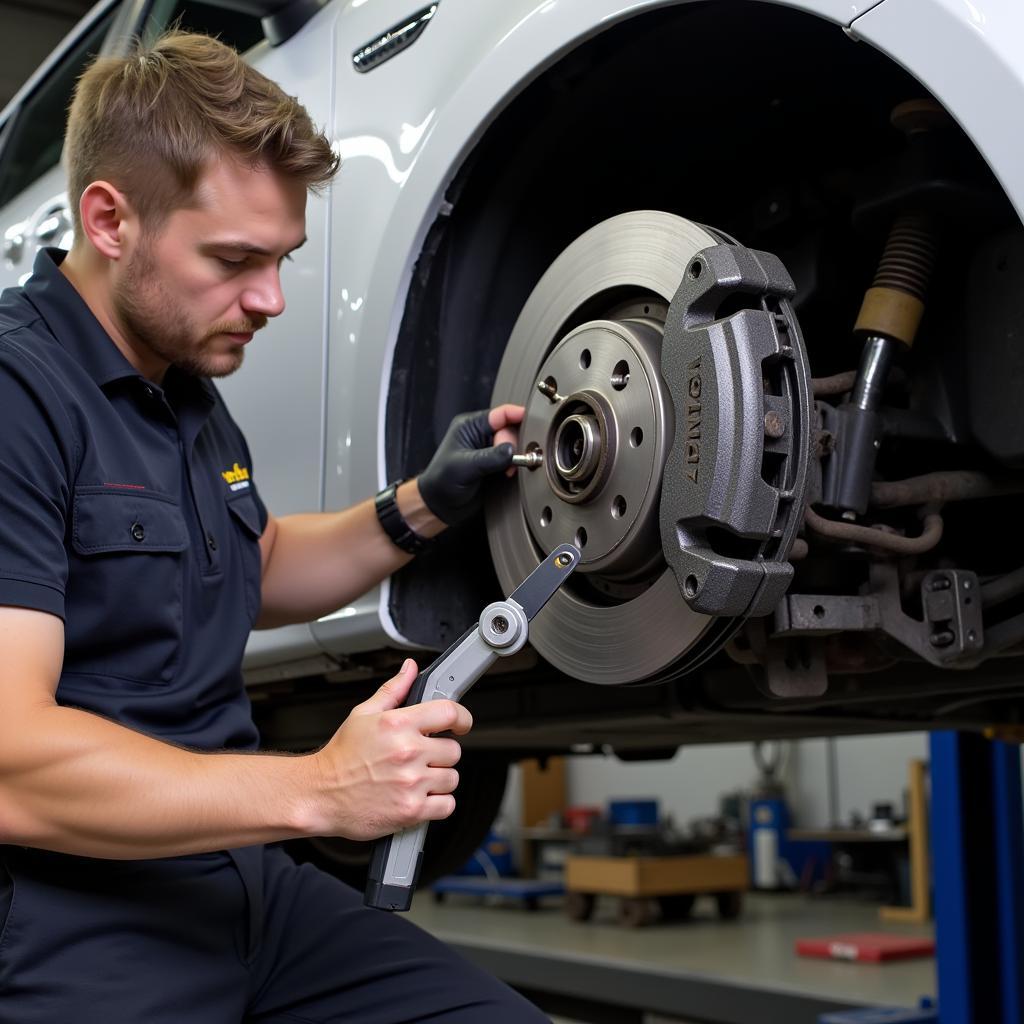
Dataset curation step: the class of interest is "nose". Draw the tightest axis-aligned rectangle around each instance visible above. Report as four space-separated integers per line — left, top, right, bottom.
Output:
241 266 286 319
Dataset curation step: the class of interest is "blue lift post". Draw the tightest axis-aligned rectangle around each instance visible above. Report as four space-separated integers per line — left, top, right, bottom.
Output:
820 732 1023 1024
929 731 1024 1024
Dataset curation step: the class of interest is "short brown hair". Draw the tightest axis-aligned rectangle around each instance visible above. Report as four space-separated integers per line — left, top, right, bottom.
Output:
65 31 340 237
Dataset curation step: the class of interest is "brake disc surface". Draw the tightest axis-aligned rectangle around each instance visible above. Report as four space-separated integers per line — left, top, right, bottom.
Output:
487 210 813 685
487 212 717 684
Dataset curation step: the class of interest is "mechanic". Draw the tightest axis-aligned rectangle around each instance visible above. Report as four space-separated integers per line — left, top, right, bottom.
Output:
0 30 548 1024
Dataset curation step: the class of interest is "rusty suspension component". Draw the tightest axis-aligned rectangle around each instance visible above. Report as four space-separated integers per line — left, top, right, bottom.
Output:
804 505 944 555
871 471 1024 508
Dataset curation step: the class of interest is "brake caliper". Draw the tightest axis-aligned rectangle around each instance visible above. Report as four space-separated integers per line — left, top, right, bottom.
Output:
660 243 813 619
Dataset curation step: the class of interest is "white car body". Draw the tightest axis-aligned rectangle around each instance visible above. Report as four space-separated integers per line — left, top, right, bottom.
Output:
1 0 1023 738
242 0 1024 670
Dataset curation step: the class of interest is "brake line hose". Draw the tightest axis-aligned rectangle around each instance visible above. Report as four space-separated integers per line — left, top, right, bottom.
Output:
804 505 944 555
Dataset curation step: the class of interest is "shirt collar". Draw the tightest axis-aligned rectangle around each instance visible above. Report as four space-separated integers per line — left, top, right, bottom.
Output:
21 248 216 406
23 247 141 388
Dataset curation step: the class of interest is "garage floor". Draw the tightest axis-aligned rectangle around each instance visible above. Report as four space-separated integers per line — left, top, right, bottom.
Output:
407 892 935 1022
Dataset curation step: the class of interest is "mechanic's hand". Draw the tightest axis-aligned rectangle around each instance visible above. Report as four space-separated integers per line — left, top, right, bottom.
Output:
417 404 525 526
311 659 472 841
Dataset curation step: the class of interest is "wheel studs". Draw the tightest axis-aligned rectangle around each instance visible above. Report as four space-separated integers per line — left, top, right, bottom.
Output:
536 377 565 403
512 450 544 469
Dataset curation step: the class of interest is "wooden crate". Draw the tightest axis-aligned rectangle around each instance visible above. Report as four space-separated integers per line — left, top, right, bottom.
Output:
565 853 749 897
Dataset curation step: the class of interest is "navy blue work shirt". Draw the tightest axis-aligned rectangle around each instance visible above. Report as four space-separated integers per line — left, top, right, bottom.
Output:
0 249 268 751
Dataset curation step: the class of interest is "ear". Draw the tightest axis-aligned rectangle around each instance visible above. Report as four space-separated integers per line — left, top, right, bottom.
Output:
77 181 137 261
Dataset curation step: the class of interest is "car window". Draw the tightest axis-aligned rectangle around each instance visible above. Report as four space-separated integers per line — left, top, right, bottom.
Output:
142 1 265 54
0 11 114 212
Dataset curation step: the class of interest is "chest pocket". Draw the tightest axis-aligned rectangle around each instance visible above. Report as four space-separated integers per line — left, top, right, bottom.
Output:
65 487 188 685
224 489 263 624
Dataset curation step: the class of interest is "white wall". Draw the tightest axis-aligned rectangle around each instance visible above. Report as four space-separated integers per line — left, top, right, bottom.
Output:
565 743 764 829
561 732 929 831
788 733 929 828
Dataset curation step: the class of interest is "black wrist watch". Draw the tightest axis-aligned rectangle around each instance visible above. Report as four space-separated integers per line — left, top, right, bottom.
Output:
374 481 433 555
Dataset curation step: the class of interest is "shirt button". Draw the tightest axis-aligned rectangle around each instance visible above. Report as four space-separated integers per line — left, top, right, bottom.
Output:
143 385 155 399
207 533 218 551
131 522 145 542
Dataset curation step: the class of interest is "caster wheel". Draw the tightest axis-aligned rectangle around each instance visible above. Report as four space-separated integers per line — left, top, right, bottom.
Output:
565 891 596 922
618 897 657 928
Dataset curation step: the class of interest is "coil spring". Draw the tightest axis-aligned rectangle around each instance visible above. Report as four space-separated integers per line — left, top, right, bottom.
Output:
873 214 936 300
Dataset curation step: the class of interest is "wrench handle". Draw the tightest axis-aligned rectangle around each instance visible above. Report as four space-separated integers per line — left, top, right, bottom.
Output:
365 821 429 911
363 630 484 911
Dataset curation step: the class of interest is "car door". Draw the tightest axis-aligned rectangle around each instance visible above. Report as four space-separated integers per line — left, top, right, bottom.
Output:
0 2 121 292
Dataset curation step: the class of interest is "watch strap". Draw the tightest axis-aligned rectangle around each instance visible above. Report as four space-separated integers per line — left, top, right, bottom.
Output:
375 481 432 555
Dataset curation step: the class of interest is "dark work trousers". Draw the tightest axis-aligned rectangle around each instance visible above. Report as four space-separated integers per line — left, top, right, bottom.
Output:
0 844 550 1023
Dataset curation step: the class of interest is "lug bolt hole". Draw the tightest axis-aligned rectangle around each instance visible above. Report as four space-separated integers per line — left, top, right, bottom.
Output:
612 495 627 519
688 261 702 280
575 527 588 549
684 574 699 599
813 605 826 619
611 360 630 391
540 506 552 527
630 427 643 448
492 616 509 634
579 349 592 370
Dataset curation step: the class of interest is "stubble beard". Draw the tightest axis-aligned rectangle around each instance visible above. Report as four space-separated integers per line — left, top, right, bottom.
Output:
114 241 249 379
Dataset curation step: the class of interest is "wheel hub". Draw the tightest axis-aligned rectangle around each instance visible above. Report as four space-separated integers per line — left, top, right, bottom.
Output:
521 317 669 577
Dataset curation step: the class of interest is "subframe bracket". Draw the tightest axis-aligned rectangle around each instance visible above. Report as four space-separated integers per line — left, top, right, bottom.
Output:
769 564 985 681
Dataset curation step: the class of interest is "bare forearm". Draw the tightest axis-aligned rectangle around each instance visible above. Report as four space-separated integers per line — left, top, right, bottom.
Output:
0 703 317 859
256 480 445 628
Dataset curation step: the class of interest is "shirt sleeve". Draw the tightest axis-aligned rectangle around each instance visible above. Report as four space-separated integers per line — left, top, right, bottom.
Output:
0 338 76 619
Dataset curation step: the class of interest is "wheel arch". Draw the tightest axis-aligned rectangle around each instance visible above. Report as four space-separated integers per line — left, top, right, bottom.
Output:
852 0 1024 228
377 0 998 649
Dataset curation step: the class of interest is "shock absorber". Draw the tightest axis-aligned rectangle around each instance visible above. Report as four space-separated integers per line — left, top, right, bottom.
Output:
831 213 937 517
826 98 945 519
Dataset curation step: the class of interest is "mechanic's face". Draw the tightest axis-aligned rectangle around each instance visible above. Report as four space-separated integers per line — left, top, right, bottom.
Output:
114 156 307 379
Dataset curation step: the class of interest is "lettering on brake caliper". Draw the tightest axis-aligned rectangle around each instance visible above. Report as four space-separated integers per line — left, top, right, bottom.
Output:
685 358 701 483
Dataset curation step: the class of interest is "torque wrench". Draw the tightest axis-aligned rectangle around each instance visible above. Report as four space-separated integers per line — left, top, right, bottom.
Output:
364 543 581 911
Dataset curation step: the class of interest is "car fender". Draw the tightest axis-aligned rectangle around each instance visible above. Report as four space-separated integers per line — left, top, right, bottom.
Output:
851 0 1024 227
313 0 1009 656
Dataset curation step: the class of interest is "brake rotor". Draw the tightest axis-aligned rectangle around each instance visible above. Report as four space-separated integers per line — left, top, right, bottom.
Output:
486 211 811 684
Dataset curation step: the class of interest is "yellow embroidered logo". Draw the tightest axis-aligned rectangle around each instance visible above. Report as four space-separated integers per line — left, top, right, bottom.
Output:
221 463 251 491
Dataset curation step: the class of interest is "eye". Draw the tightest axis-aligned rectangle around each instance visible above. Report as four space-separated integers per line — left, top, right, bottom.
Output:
217 256 246 269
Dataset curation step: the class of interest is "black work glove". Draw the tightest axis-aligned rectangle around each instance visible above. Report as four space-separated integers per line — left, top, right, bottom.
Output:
417 409 515 526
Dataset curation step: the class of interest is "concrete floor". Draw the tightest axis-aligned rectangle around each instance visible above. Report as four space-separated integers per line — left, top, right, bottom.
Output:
408 891 936 1019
